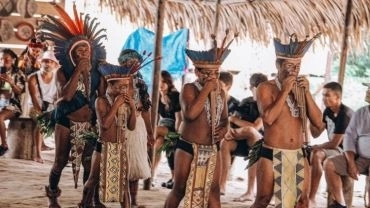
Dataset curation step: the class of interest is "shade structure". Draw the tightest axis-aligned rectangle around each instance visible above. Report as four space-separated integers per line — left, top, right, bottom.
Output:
93 0 370 50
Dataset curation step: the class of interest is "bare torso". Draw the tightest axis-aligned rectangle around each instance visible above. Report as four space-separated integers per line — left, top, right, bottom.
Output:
98 98 119 143
180 83 227 145
260 80 304 149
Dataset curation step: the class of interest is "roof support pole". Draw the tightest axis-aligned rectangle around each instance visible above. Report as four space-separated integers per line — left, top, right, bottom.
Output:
144 0 166 190
338 0 353 86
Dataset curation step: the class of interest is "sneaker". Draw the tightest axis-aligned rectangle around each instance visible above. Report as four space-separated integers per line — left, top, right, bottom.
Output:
161 179 173 188
0 145 8 156
166 180 174 189
328 201 347 208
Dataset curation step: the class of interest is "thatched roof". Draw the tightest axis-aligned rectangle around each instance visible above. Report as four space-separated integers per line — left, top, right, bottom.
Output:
94 0 370 49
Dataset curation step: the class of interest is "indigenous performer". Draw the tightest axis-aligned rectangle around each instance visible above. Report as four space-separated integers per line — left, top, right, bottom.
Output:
164 31 234 208
38 3 107 207
0 48 26 156
118 49 154 207
28 49 60 163
18 37 44 76
250 34 323 208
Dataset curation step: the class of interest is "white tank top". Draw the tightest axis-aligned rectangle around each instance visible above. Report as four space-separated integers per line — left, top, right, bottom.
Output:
28 71 57 106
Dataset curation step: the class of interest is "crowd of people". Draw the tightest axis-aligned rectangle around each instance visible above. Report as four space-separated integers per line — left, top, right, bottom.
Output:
1 4 370 208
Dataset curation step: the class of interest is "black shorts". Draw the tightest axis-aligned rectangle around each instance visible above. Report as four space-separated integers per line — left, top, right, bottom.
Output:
233 140 250 157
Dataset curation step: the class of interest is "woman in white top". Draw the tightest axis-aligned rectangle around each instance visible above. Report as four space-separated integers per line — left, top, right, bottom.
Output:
28 50 59 163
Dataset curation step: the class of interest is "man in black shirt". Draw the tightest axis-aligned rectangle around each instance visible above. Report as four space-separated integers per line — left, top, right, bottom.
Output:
220 73 267 201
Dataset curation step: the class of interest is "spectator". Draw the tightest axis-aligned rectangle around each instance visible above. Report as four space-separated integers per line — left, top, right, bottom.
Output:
0 48 26 156
324 83 370 208
220 73 267 201
308 82 353 206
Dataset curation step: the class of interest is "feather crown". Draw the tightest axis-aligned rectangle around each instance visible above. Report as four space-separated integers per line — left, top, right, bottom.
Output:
118 49 161 75
274 33 320 60
98 63 132 82
186 30 237 70
38 2 107 79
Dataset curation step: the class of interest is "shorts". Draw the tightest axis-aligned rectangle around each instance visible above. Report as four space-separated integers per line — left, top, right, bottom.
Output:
330 154 370 176
233 140 250 157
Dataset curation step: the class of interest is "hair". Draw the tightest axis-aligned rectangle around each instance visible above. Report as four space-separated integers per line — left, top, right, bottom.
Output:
118 49 143 65
323 81 342 97
275 58 284 67
219 71 233 86
161 70 175 91
1 48 18 68
250 73 268 88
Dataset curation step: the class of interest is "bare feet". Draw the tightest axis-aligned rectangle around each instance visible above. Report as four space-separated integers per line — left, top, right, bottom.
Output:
233 192 255 202
33 157 44 163
309 199 317 208
220 187 225 195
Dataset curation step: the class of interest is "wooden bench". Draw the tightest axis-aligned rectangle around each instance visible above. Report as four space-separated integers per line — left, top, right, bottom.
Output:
5 117 36 160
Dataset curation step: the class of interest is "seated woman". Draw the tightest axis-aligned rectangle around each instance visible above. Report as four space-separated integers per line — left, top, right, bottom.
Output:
0 48 26 156
153 70 182 188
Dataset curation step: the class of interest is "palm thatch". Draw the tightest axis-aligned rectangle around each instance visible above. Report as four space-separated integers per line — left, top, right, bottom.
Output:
92 0 370 50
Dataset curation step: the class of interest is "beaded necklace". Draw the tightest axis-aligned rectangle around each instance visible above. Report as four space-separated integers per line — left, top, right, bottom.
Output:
194 80 224 126
275 78 299 117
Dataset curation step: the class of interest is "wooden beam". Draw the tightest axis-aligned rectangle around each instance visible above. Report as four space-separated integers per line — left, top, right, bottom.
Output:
0 0 64 54
144 0 166 190
338 0 353 86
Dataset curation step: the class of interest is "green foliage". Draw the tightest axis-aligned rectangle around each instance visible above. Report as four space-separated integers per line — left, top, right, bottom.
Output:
78 130 99 146
332 49 370 78
158 131 180 155
36 112 55 137
246 139 264 169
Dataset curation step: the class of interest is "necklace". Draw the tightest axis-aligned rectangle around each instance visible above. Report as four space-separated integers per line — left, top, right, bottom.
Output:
275 79 299 117
194 81 224 126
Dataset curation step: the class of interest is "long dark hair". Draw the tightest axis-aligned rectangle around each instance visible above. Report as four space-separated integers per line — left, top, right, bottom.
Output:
161 70 176 92
1 48 18 72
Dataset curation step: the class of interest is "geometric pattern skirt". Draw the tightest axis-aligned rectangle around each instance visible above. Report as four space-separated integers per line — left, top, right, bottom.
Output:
183 143 218 208
273 148 305 208
99 141 129 203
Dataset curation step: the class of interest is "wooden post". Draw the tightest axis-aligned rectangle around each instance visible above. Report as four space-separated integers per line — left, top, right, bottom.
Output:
143 0 166 190
338 0 353 86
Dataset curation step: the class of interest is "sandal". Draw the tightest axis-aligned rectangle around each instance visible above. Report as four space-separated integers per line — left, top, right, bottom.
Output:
0 145 8 156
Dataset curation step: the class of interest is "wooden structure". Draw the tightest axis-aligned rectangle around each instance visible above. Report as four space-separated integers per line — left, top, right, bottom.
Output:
5 118 36 160
0 0 65 54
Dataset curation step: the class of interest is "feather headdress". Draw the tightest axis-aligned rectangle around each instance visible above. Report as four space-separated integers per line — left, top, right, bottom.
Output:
38 2 107 80
98 63 131 81
274 33 320 60
186 30 237 69
118 49 161 75
37 3 107 189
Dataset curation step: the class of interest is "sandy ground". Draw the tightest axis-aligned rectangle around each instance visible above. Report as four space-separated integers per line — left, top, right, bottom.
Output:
0 137 368 208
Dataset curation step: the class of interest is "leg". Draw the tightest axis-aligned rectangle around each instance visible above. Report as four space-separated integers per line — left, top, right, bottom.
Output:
130 180 139 206
208 152 222 208
219 139 237 194
80 151 102 207
324 158 345 205
251 157 274 208
33 126 44 163
233 163 257 202
46 124 71 207
164 148 192 208
153 126 168 178
0 110 16 154
308 149 326 205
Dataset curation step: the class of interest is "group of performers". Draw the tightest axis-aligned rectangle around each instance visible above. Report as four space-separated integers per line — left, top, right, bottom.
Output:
2 3 370 208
